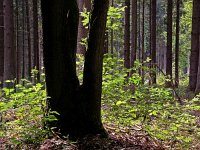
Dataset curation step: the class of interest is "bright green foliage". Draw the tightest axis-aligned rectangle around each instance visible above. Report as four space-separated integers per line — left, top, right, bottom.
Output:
98 55 200 149
106 5 125 31
0 78 56 148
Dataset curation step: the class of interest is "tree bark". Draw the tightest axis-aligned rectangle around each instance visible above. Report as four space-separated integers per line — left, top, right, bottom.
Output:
195 20 200 93
141 0 145 83
189 0 200 91
0 0 4 86
131 0 137 72
124 0 130 70
42 0 108 138
25 0 32 78
82 0 109 137
77 0 91 54
3 0 16 88
151 0 156 84
175 0 180 87
166 0 173 87
33 0 40 81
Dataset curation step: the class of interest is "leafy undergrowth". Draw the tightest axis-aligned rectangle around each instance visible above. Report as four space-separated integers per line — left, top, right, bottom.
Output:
1 55 200 149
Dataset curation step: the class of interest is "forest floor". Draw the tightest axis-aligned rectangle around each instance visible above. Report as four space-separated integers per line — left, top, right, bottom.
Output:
38 125 166 150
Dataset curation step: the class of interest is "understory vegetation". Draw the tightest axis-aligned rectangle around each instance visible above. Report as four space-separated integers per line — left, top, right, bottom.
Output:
0 55 200 149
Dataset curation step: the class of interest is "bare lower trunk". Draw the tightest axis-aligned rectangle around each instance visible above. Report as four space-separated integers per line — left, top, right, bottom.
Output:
42 0 108 138
166 0 173 87
3 0 16 88
0 0 4 86
189 0 200 91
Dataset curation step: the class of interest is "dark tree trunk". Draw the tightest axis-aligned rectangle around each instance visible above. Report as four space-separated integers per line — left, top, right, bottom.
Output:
82 0 109 136
151 0 156 84
22 0 25 79
131 0 137 72
149 0 152 85
189 0 200 91
195 26 200 93
3 0 16 88
41 0 108 138
110 0 114 55
124 0 130 69
33 0 40 81
175 0 180 87
141 0 145 83
25 0 32 78
0 0 4 86
138 0 141 69
77 0 91 54
166 0 173 87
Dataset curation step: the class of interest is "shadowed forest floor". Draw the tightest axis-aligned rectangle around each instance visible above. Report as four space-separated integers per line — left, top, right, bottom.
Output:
39 125 164 150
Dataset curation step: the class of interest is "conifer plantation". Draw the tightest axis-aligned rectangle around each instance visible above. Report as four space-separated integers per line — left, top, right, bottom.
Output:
0 0 200 149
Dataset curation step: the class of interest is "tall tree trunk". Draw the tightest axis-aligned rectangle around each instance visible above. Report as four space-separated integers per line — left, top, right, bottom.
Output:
0 0 4 86
151 0 156 84
195 25 200 93
77 0 91 54
15 0 20 83
138 0 141 68
131 0 137 71
25 0 32 78
166 0 173 87
189 0 200 91
3 0 16 88
33 0 40 81
124 0 130 70
42 0 108 138
22 0 25 79
82 0 109 136
149 0 152 84
175 0 180 87
141 0 145 83
110 0 114 55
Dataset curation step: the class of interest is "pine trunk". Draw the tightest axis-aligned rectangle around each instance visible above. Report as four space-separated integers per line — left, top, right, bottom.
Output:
166 0 173 87
0 0 4 86
3 0 16 88
151 0 156 84
124 0 130 69
131 0 137 72
189 0 200 91
175 0 180 87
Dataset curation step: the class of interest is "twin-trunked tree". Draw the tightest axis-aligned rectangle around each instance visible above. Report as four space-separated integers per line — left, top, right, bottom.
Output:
41 0 109 137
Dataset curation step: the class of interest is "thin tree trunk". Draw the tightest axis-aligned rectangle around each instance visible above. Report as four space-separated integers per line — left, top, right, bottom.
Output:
15 0 20 83
0 0 4 86
141 0 145 83
22 0 25 79
175 0 180 87
166 0 173 87
33 0 40 81
25 0 32 78
110 0 114 55
131 0 137 71
149 0 152 84
77 0 91 54
151 0 156 84
189 0 200 91
138 0 141 69
3 0 16 88
124 0 130 70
